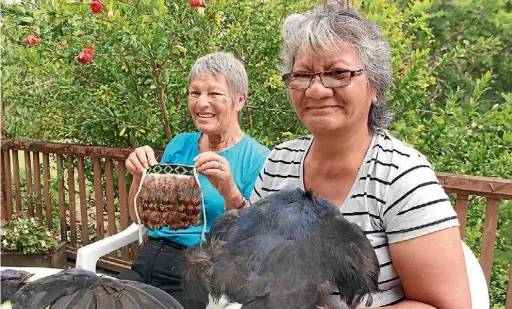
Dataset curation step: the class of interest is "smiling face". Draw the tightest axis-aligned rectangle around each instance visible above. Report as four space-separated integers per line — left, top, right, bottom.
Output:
289 45 376 136
188 75 243 135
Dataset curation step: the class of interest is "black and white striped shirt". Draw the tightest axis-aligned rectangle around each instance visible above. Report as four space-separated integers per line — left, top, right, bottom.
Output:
249 129 459 308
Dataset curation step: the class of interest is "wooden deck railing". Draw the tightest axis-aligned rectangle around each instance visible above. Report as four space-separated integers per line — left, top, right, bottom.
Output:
1 139 511 307
1 139 162 269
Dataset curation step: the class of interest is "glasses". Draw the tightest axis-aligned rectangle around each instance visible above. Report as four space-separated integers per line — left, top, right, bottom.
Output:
282 69 364 89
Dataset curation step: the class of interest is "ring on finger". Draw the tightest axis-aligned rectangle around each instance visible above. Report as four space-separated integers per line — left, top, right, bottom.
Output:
217 164 223 171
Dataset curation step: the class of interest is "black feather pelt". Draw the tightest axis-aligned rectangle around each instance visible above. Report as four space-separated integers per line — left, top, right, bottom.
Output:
10 269 184 309
1 269 33 304
182 189 380 309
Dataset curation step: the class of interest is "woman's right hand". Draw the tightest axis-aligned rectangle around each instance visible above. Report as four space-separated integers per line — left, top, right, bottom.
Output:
125 145 159 179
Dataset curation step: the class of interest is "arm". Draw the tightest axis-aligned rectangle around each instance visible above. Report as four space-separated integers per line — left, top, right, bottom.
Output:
368 227 470 309
376 155 471 309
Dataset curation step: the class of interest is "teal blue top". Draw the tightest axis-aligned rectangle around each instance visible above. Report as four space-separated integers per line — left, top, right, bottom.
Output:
147 132 269 247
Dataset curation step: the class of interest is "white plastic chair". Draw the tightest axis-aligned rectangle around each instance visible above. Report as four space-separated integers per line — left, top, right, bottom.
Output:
76 226 489 309
76 223 146 273
461 241 490 309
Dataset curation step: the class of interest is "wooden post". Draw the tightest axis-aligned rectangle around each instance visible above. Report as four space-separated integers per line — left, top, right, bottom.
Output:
454 194 469 239
0 95 4 138
480 198 500 286
0 95 7 220
67 155 77 247
506 262 512 309
77 156 89 246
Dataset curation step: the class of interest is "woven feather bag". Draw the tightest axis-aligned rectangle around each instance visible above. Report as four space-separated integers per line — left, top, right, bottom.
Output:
134 164 206 244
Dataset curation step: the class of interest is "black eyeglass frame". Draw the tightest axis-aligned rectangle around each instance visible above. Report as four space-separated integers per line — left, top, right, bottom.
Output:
282 69 364 89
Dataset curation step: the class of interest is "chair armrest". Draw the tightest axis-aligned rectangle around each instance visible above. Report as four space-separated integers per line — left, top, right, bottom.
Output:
75 223 146 273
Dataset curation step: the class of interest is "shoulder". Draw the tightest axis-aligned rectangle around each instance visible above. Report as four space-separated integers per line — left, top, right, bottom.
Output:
161 132 200 161
375 130 426 160
166 132 200 147
269 135 312 159
373 132 458 241
259 136 310 183
238 135 270 157
228 135 269 165
374 130 435 180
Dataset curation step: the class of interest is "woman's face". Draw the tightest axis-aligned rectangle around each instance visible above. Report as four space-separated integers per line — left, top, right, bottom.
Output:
188 75 242 135
289 45 376 135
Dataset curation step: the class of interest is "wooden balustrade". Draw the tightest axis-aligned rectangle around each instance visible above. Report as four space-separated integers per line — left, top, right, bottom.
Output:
0 139 165 262
1 139 511 308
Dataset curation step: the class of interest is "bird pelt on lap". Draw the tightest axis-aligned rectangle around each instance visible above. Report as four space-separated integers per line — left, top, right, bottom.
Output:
1 268 184 309
137 164 202 230
1 269 33 304
182 189 380 309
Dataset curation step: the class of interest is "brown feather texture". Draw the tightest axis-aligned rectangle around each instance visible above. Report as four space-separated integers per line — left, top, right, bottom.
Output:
138 164 203 230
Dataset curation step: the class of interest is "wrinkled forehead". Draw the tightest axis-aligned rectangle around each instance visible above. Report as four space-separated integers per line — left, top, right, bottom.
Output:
188 74 230 89
292 43 362 70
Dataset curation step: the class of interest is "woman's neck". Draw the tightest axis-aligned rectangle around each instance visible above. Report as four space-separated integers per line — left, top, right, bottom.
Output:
202 126 244 153
308 126 373 172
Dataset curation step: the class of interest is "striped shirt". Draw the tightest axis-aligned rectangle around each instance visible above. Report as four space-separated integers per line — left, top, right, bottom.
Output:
249 129 459 308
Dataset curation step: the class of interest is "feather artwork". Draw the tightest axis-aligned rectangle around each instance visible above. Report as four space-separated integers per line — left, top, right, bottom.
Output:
8 268 184 309
1 269 33 305
182 189 380 309
136 164 204 231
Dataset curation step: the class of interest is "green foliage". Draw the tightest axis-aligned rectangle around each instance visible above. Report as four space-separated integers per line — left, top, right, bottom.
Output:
1 0 317 148
1 0 511 306
1 213 59 254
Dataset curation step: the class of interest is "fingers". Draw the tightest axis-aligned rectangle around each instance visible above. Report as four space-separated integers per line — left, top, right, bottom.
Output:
199 167 224 178
145 146 158 166
194 151 227 168
196 160 227 175
125 145 157 177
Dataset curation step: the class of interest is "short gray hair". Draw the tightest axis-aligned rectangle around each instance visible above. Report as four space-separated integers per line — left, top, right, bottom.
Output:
281 4 394 131
189 52 249 102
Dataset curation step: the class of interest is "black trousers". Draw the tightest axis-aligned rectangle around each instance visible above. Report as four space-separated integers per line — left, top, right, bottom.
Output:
117 238 206 309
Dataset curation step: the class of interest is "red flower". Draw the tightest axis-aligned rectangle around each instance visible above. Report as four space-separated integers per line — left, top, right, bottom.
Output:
77 45 95 64
190 0 202 8
90 0 103 14
16 211 23 218
23 34 42 46
398 62 409 74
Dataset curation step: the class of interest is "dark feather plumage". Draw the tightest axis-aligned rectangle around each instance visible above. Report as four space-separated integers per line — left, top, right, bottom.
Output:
1 269 33 304
11 268 184 309
183 189 380 309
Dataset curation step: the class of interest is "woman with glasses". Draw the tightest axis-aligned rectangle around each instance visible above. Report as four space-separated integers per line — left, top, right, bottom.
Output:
249 4 471 309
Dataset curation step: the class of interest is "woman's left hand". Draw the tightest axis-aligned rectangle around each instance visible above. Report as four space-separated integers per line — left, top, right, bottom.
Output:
194 151 244 208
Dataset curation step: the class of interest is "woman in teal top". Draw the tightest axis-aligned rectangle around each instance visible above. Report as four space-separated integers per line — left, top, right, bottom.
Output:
150 132 269 247
118 52 269 309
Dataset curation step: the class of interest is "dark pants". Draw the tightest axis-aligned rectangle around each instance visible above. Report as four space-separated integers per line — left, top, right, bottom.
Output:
117 238 206 309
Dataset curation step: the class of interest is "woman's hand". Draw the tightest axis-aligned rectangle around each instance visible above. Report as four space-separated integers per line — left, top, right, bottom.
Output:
125 145 158 179
194 151 244 209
